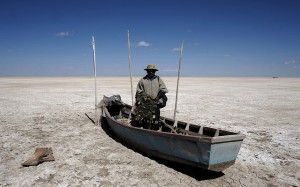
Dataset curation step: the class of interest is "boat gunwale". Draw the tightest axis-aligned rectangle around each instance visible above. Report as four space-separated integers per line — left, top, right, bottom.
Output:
103 106 246 144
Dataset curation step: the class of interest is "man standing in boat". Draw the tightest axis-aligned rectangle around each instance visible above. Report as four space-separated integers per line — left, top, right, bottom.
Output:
134 64 168 129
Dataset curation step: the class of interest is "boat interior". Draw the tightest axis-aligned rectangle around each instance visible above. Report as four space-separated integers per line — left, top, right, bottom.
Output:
105 104 239 138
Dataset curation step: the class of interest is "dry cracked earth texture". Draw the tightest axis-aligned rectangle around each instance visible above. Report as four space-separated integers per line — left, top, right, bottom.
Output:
0 77 299 186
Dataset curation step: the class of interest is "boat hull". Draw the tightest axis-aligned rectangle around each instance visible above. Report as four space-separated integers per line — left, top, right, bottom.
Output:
104 107 245 172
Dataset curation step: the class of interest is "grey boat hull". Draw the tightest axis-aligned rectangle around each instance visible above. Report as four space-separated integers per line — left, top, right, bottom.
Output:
103 105 245 172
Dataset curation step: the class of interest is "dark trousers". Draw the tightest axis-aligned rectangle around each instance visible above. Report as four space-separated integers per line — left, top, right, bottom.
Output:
155 106 160 121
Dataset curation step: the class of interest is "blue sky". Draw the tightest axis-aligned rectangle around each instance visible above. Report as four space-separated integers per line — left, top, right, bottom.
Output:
0 0 299 77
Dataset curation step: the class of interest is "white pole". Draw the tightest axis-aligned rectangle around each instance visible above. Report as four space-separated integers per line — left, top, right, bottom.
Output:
92 36 98 125
173 41 184 120
128 30 134 107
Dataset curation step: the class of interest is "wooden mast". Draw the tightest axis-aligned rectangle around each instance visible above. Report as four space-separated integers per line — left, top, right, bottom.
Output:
92 36 98 125
173 41 184 120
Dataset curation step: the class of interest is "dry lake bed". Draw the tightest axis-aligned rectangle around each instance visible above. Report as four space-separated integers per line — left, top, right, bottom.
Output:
0 77 299 186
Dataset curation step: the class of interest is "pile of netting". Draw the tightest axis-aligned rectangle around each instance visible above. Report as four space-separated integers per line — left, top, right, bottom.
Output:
133 92 158 129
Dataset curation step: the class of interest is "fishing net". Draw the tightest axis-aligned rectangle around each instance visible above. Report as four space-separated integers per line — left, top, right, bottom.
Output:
133 92 158 129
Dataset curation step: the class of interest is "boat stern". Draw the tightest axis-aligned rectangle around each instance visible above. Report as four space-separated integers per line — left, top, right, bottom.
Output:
207 135 245 172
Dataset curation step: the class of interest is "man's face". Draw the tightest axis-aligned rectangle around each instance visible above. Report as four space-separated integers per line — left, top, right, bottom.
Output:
147 70 156 78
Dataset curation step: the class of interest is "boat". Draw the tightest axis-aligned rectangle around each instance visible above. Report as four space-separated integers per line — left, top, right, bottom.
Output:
100 95 246 172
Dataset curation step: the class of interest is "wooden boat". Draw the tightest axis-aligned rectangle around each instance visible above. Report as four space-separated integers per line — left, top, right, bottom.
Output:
101 96 246 172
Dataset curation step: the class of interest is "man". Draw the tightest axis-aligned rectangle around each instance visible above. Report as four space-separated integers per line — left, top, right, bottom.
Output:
134 64 168 128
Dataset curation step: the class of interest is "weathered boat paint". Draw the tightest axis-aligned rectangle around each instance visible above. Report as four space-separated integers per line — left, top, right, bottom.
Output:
103 106 245 172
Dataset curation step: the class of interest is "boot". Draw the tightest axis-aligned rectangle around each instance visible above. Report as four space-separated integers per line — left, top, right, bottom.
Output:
22 147 54 166
40 148 55 162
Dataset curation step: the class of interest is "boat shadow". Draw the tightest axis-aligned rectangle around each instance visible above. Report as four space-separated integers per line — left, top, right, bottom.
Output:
100 116 224 181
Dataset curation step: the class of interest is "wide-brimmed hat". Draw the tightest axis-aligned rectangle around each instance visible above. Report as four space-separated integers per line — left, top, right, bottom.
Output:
144 64 158 71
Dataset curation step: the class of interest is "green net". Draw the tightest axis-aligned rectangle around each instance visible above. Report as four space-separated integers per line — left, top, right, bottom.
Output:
134 92 158 128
